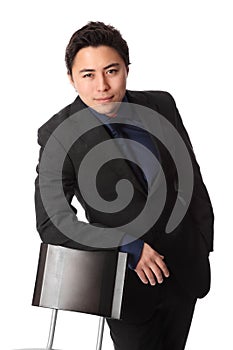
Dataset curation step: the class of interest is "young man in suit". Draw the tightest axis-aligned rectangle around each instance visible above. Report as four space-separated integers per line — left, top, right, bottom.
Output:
35 21 214 349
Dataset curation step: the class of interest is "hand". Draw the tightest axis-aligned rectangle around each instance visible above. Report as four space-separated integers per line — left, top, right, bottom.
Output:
135 243 170 286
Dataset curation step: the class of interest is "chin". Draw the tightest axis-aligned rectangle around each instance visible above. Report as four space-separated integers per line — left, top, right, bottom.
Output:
94 102 119 117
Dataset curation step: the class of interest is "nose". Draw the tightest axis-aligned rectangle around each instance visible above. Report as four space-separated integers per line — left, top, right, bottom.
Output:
96 73 110 92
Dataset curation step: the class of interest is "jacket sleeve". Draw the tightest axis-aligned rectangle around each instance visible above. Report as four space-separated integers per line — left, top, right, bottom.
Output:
170 93 214 252
34 125 125 251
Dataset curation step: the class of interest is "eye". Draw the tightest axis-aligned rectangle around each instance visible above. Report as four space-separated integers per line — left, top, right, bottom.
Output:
83 73 94 78
106 69 118 75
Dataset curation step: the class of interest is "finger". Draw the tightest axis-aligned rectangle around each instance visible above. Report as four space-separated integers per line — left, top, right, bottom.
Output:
149 263 164 284
143 267 156 286
155 257 170 278
135 268 149 285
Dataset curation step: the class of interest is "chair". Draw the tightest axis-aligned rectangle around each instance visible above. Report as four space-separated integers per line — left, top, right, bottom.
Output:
16 243 128 350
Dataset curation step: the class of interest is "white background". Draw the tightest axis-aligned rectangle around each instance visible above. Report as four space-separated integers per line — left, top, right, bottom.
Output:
0 0 232 349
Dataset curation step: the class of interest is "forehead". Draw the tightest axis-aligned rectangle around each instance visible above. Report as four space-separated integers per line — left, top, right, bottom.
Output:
73 45 124 69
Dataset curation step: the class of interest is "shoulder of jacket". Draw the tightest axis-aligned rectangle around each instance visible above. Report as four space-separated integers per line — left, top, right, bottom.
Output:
127 89 176 105
38 103 72 135
127 90 177 121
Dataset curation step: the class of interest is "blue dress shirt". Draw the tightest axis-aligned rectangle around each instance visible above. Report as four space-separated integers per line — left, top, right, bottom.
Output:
89 97 159 269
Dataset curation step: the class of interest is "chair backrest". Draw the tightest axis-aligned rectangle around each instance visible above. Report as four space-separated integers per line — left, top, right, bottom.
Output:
32 244 128 319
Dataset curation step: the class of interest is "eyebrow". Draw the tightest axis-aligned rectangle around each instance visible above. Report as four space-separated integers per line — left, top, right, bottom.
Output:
79 63 120 74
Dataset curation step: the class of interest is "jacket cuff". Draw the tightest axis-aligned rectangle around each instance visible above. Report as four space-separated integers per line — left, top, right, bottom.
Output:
119 234 144 270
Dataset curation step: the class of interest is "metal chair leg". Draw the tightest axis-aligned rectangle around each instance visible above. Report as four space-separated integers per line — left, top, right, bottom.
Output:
96 317 105 350
14 309 59 350
46 309 58 350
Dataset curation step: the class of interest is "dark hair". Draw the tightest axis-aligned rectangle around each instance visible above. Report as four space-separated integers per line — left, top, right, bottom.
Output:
65 21 130 75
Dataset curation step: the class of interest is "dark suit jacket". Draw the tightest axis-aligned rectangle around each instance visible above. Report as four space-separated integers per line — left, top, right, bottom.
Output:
35 90 214 322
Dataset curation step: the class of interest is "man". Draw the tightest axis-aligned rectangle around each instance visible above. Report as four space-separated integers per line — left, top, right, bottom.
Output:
35 21 214 349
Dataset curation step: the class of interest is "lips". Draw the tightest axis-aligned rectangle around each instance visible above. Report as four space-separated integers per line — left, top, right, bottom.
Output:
94 96 114 103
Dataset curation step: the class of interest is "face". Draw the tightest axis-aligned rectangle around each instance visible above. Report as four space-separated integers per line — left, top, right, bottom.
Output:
69 45 128 117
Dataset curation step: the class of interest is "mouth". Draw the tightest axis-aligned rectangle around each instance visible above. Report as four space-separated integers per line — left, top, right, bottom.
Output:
94 96 114 103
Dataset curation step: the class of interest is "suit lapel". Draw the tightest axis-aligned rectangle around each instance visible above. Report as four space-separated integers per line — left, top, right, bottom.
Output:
126 91 167 193
69 95 147 196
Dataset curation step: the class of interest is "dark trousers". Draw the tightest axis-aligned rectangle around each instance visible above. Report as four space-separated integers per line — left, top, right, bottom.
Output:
107 277 196 350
